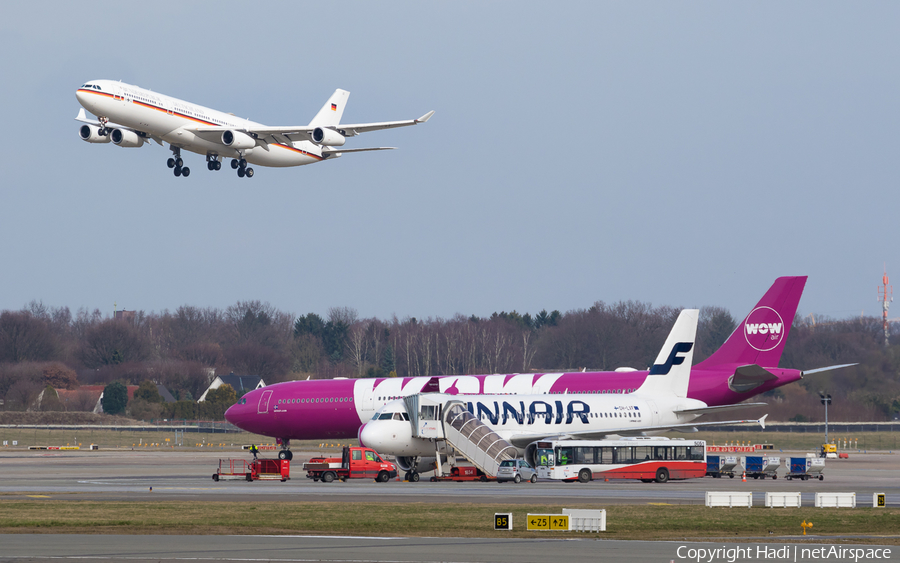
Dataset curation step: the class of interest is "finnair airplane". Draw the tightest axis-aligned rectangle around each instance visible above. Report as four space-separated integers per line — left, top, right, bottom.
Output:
75 80 433 178
224 276 853 461
357 309 766 478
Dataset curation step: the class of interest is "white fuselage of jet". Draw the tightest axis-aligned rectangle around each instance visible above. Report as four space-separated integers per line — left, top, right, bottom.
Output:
76 80 323 167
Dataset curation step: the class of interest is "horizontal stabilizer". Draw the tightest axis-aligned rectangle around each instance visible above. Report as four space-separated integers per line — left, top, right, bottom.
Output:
675 402 767 416
322 147 396 155
508 415 768 447
728 364 777 393
802 363 857 377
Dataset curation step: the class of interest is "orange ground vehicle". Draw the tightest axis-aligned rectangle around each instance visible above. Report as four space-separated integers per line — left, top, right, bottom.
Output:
303 446 397 483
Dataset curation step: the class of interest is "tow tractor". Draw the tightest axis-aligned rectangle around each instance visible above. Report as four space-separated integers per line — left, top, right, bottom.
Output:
303 446 397 483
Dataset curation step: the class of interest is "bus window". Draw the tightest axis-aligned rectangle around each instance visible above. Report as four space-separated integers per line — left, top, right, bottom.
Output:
574 447 595 464
634 446 652 461
599 447 614 464
653 446 670 460
614 446 631 464
537 448 555 466
689 446 704 460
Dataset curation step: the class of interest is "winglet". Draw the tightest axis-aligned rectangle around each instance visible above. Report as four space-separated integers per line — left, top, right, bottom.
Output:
758 413 768 430
416 110 435 124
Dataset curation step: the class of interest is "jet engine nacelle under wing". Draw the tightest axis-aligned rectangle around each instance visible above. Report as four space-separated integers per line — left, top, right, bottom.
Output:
221 130 255 150
312 127 346 146
395 456 437 473
79 124 110 144
110 128 145 148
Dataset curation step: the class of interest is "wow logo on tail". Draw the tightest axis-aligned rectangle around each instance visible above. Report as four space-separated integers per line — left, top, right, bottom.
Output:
743 306 785 352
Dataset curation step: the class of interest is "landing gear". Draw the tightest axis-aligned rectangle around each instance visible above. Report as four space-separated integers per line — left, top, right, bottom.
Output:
277 440 292 461
168 146 189 178
231 157 254 178
206 154 222 171
98 116 110 137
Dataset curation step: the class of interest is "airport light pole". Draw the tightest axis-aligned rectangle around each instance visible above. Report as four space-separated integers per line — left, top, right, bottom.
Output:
819 392 832 444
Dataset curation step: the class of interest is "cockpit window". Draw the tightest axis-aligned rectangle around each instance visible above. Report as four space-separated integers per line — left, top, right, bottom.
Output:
238 398 247 405
378 412 393 420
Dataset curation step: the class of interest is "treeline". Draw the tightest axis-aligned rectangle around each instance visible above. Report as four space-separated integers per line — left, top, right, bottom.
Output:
1 299 899 421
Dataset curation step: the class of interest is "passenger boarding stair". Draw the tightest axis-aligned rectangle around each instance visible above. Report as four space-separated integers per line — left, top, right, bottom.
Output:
403 393 518 477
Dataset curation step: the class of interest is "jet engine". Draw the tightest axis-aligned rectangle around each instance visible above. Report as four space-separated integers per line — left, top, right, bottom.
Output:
394 456 437 474
221 130 256 150
110 128 145 148
79 124 110 143
312 127 346 146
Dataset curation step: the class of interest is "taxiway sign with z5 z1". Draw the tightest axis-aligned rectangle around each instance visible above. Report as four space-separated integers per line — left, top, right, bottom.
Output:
75 80 433 178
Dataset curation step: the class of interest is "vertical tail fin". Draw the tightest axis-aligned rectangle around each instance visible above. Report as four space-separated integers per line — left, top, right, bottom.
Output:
309 89 350 127
637 309 698 398
695 276 807 370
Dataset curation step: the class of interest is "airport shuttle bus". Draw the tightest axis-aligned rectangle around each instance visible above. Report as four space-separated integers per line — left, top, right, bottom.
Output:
531 437 706 483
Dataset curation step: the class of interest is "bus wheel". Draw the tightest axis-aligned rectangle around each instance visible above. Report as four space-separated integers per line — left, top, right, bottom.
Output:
655 468 669 483
322 472 335 483
578 469 591 483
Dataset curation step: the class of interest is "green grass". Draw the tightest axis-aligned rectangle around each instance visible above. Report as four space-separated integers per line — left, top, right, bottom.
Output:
0 500 896 542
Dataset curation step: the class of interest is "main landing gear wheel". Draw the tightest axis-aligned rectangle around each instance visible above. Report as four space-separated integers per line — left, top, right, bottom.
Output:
410 471 420 482
168 146 188 178
277 450 293 461
234 158 254 178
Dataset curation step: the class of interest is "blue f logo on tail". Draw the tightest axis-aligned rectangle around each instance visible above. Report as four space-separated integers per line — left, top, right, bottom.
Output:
649 342 693 375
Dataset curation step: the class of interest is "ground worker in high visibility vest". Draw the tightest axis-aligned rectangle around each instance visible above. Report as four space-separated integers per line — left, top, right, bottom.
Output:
249 444 259 459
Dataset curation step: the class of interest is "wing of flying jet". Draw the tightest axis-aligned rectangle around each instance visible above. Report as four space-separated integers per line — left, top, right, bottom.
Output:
190 110 434 147
506 415 768 448
75 108 163 146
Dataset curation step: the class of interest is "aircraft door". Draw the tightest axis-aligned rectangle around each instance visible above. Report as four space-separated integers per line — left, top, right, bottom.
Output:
258 390 273 414
644 400 661 427
362 386 373 415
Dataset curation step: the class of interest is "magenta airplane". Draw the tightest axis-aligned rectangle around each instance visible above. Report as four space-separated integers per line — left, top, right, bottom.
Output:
225 276 850 460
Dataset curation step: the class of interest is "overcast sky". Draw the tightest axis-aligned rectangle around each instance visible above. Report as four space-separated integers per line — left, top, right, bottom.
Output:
1 2 897 323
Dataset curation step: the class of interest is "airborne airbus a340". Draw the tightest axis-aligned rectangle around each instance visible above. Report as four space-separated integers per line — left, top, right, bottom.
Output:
75 80 433 178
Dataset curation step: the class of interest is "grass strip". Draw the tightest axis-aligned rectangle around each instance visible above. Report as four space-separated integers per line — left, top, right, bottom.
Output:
0 500 897 543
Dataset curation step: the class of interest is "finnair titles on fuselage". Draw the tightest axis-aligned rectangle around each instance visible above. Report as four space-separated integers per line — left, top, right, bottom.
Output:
75 80 433 178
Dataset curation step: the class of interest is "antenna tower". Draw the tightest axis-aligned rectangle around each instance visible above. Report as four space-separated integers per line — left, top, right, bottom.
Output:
878 267 893 347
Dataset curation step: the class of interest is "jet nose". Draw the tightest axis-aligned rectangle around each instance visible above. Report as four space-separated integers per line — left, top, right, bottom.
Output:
357 423 368 447
75 88 87 106
359 421 387 451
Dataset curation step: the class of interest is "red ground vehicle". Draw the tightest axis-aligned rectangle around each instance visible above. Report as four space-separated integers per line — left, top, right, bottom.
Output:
429 465 492 482
212 458 290 481
250 458 290 481
303 446 397 483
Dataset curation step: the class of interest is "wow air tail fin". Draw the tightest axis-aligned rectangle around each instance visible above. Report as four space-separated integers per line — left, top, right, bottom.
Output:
309 89 350 127
695 276 807 370
637 309 698 399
